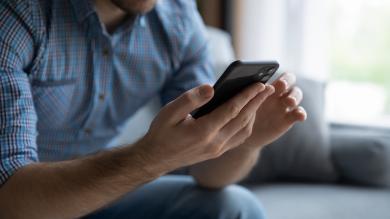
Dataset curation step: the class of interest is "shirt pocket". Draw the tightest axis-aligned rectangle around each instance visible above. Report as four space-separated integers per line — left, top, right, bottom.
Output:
31 79 77 131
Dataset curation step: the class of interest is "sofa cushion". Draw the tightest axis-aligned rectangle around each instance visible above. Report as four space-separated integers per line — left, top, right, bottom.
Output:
244 77 338 183
331 124 390 187
250 183 390 219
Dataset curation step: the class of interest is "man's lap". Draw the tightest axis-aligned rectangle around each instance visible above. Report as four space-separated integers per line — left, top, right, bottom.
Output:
83 175 266 219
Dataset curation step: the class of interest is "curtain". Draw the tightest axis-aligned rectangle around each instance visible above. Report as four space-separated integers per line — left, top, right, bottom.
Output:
230 0 330 80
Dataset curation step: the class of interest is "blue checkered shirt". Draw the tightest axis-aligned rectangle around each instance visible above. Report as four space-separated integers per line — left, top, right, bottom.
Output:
0 0 214 186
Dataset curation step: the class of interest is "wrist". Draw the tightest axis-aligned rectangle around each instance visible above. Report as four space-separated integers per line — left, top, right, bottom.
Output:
235 142 263 154
130 136 172 179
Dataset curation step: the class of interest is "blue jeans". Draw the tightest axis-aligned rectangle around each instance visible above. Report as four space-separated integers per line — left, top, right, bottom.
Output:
83 175 266 219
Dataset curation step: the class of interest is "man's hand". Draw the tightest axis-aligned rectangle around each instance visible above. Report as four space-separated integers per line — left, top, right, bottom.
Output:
138 82 275 173
188 73 307 188
0 78 277 219
242 72 307 150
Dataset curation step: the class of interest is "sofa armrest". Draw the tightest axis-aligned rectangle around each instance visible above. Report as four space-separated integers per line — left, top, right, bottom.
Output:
330 123 390 187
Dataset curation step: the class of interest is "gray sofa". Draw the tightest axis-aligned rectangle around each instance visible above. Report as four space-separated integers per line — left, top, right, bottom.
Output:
249 124 390 219
251 181 390 219
110 28 390 219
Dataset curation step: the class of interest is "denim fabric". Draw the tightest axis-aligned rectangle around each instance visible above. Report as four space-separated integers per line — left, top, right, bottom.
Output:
84 175 267 219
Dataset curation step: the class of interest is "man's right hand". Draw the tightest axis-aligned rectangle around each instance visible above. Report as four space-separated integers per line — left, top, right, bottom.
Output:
0 82 272 219
137 82 275 173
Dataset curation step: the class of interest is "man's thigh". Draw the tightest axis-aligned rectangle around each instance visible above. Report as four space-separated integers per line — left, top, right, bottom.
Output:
83 175 266 219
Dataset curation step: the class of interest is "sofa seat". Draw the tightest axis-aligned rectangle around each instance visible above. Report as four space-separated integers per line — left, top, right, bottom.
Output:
249 183 390 219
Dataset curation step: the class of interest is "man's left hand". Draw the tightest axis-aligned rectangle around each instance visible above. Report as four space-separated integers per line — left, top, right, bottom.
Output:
241 72 307 150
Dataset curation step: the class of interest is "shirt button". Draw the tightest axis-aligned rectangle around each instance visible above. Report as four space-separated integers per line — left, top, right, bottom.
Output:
102 48 110 56
98 93 105 101
84 128 92 135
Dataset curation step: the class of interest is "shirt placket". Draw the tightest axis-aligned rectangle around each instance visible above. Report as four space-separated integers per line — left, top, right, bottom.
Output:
82 35 112 138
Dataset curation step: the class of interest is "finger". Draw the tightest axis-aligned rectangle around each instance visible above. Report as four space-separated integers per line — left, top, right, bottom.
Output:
282 86 303 108
272 72 296 97
197 83 266 131
223 115 256 152
160 84 214 125
219 85 274 140
286 106 307 122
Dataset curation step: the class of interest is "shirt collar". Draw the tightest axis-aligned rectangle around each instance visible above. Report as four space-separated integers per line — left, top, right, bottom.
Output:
70 0 95 23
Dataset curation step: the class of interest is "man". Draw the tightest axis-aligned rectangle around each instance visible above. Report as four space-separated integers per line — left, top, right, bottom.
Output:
0 0 306 218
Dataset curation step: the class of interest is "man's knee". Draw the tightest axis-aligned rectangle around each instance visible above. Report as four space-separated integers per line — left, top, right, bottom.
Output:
213 185 266 219
180 184 267 219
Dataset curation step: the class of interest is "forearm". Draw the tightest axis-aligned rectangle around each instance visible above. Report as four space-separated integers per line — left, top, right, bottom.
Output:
189 146 261 189
0 141 165 219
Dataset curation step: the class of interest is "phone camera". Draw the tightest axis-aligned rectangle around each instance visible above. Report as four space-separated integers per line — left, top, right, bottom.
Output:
258 71 264 76
267 68 276 75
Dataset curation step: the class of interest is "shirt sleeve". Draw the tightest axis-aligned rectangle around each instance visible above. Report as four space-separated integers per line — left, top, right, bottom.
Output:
159 1 216 105
0 1 40 187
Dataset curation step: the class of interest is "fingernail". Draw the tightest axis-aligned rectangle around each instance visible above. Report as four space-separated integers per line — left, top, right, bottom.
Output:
281 72 292 80
198 86 212 98
290 96 297 105
281 79 288 85
278 80 288 97
258 83 266 92
266 85 275 95
297 107 307 120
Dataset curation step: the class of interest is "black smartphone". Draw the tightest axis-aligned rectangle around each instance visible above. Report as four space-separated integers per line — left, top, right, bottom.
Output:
192 60 279 119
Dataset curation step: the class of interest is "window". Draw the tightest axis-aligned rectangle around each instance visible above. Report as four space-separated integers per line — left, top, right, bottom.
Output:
229 0 390 126
326 0 390 126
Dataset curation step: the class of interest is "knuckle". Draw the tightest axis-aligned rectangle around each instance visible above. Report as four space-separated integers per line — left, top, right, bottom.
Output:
244 124 253 137
206 143 223 158
203 134 215 145
182 92 194 104
228 103 241 117
240 115 251 127
197 125 213 139
203 123 215 134
199 129 216 143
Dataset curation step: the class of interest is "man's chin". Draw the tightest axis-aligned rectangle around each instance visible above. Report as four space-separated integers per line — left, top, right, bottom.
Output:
111 0 157 14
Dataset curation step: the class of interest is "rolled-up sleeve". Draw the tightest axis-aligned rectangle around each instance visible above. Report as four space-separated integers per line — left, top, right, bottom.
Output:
0 0 39 186
159 0 216 104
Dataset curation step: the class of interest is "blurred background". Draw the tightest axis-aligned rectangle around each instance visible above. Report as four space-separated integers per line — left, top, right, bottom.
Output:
192 1 390 219
197 0 390 127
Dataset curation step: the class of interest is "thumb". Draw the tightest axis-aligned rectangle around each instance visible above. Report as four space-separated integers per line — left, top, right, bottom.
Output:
161 84 214 125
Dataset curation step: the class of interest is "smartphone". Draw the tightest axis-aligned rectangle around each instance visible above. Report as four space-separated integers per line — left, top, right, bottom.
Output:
191 60 279 119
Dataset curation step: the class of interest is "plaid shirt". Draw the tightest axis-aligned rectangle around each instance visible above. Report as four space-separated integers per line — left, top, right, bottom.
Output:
0 0 214 186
